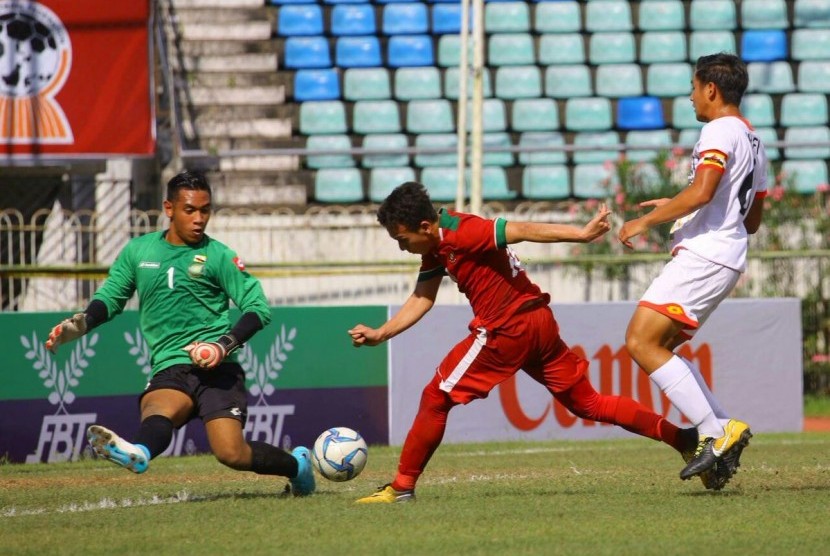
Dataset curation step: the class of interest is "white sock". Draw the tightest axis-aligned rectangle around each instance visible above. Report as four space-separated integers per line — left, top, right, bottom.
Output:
650 355 723 438
682 356 730 428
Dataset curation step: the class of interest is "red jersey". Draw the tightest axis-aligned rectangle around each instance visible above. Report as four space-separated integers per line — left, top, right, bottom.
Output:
418 209 549 330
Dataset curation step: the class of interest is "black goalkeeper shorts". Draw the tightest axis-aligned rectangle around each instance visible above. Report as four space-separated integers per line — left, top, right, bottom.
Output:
140 363 248 424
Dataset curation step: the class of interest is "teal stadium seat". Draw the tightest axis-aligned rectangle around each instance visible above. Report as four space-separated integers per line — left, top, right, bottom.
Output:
794 0 830 28
305 134 354 169
474 133 514 167
361 133 409 168
299 101 347 134
522 165 570 200
538 34 585 65
495 66 542 99
479 167 516 201
646 63 692 97
566 98 613 132
791 29 830 60
689 0 736 30
444 67 493 99
437 35 475 68
315 168 364 203
784 126 830 160
518 132 567 165
589 33 636 65
625 129 673 162
755 127 779 161
781 160 829 194
488 33 535 66
343 68 391 101
672 96 703 130
573 131 620 164
747 62 795 94
780 93 829 127
573 163 616 199
512 98 559 132
382 3 429 35
545 65 592 98
407 99 455 133
595 64 643 98
639 32 686 64
485 1 530 33
637 0 685 32
689 31 737 60
414 133 458 168
353 100 401 134
394 67 441 100
741 94 776 127
585 0 632 32
535 2 581 33
369 167 416 203
741 0 789 29
465 99 507 132
420 166 463 202
678 128 701 148
797 61 830 93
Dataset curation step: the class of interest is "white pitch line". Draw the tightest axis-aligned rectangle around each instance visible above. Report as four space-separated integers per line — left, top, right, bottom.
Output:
1 491 200 519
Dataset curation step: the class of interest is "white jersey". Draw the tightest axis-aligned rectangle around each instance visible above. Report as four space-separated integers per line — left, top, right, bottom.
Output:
670 116 768 272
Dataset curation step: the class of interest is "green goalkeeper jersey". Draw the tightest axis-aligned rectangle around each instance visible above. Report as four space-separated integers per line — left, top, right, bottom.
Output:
93 231 271 376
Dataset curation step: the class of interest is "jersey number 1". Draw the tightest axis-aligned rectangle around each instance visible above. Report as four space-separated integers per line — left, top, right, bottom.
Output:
167 267 175 289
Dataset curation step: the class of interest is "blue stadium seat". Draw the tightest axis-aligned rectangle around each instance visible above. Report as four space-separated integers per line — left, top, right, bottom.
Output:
791 29 830 60
741 30 788 63
637 0 685 31
538 34 585 65
336 36 382 68
299 101 347 135
315 168 364 203
797 61 830 93
285 36 331 69
784 126 830 160
330 4 376 36
747 62 795 93
414 133 458 168
407 99 455 133
432 4 465 35
781 160 829 194
518 132 567 165
420 166 462 203
573 131 620 164
794 0 830 28
741 0 789 29
625 129 673 162
640 32 686 64
369 167 416 203
323 0 371 4
646 63 692 97
534 1 581 34
306 134 354 169
277 5 323 36
671 96 704 130
388 35 434 67
585 0 632 32
353 100 401 134
294 69 340 101
545 64 592 98
269 0 316 5
589 33 636 65
512 98 559 132
362 133 409 168
689 31 737 61
565 98 613 132
485 1 530 33
617 96 665 130
780 93 829 127
595 64 643 98
343 68 391 100
495 65 542 99
395 67 441 100
444 67 493 99
573 163 616 199
488 33 535 66
383 3 429 35
689 0 736 30
522 165 570 200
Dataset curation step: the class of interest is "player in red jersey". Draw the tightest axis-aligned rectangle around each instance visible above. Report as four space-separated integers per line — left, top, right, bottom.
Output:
349 182 697 503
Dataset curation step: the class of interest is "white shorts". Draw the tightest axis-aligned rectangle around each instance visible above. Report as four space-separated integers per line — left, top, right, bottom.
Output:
639 248 741 339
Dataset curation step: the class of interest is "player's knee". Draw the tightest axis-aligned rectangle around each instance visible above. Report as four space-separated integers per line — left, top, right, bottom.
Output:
213 447 247 470
624 329 647 363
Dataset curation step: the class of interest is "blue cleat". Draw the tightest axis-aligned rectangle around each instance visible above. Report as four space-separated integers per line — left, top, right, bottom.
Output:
289 446 316 496
87 425 150 474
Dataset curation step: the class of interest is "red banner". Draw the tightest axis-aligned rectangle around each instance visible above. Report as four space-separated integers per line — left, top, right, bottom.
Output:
0 0 154 158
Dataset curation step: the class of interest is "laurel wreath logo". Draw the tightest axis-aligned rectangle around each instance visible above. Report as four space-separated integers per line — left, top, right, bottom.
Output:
124 328 152 376
240 324 296 406
20 332 99 415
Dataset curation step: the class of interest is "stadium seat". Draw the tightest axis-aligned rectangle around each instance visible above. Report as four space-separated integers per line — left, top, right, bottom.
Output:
277 5 323 36
534 1 581 34
420 166 462 203
538 34 585 65
361 133 409 168
485 1 530 33
382 3 429 35
414 133 458 168
512 98 559 132
437 35 475 68
388 35 434 67
585 0 632 32
671 96 703 130
285 37 331 69
315 168 364 203
639 32 686 64
479 167 516 201
755 127 779 161
741 0 789 29
293 69 340 103
394 67 441 100
780 93 829 127
545 64 592 98
794 0 830 28
617 96 665 130
689 31 737 61
406 99 455 133
369 167 416 203
791 29 830 60
518 132 567 165
305 134 354 169
646 63 692 97
595 64 643 98
573 163 616 199
465 99 507 132
573 131 620 164
589 32 636 65
522 165 570 200
473 133 514 168
488 33 535 66
784 126 830 160
323 0 371 4
353 100 401 134
299 100 347 134
565 97 613 132
625 129 673 162
336 36 382 68
343 68 391 101
444 67 493 99
740 94 776 127
269 0 317 4
747 62 795 94
689 0 736 30
781 160 829 194
797 61 830 93
637 0 685 31
330 4 376 36
741 30 788 63
495 65 542 99
678 128 702 148
432 4 465 35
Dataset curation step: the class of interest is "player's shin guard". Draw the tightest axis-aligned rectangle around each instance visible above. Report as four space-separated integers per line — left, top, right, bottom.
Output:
250 440 299 477
134 415 175 459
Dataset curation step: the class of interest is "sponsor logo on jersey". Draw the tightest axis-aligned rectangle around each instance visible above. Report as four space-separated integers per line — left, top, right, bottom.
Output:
188 254 206 277
233 256 245 271
139 261 160 269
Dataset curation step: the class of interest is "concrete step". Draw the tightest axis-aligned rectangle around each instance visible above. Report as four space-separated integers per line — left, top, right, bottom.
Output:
177 40 279 57
189 104 293 122
189 137 299 152
183 118 291 140
173 0 264 8
187 85 285 106
184 72 280 89
219 154 300 172
169 7 273 25
177 53 277 73
180 21 272 41
210 177 308 208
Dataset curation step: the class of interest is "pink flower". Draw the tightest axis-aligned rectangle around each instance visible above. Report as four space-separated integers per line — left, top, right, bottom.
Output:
665 159 678 170
817 183 830 193
771 186 785 202
672 147 685 157
603 160 615 172
615 192 625 206
812 354 830 363
585 199 599 210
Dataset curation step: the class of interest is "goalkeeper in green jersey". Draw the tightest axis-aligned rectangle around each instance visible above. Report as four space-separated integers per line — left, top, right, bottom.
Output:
44 170 315 496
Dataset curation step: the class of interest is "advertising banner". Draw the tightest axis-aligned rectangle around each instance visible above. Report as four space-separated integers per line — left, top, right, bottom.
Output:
389 299 803 444
1 307 388 463
0 0 154 158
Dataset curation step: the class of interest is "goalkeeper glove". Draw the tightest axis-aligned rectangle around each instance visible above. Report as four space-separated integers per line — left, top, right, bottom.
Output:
45 313 88 353
183 334 240 369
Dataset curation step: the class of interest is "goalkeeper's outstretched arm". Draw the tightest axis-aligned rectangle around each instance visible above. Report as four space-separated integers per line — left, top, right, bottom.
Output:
45 299 109 353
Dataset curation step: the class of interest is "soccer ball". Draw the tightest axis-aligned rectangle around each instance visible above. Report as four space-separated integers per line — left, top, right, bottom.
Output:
311 427 368 482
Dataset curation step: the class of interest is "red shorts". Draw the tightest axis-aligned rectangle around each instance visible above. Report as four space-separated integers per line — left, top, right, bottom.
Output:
436 305 588 404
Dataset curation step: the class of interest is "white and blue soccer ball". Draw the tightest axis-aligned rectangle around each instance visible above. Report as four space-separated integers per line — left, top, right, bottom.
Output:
311 426 368 482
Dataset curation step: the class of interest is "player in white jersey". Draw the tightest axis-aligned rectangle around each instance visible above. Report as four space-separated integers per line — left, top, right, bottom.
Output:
618 53 767 489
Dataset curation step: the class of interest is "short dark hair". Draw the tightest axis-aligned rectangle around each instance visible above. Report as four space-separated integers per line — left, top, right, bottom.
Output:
166 170 211 201
694 53 748 106
377 182 438 231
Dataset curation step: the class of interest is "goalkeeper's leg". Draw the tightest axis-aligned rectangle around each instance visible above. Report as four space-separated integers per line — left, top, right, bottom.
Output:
87 425 151 474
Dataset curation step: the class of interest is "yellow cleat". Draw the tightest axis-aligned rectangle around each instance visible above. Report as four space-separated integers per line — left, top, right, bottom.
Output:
712 419 752 457
356 483 415 504
680 419 752 483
